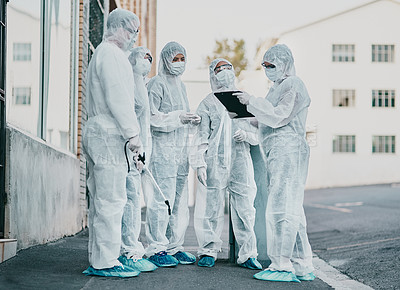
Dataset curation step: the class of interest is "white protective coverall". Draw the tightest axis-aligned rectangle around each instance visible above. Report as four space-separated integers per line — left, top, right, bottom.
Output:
246 44 314 276
191 58 259 263
120 47 153 259
83 9 141 269
145 42 191 256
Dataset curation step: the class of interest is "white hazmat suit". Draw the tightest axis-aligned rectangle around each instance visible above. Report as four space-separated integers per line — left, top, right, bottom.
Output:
191 58 260 267
83 9 141 272
145 42 198 265
238 44 314 281
120 47 155 272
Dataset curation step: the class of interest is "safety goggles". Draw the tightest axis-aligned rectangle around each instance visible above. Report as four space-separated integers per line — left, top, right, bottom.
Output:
145 53 152 63
261 63 275 69
126 27 139 35
214 63 232 74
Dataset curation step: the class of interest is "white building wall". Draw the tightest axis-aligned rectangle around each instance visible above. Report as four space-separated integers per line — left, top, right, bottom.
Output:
5 126 84 250
277 0 400 188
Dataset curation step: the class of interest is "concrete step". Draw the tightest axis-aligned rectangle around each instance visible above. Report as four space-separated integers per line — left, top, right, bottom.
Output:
0 239 17 263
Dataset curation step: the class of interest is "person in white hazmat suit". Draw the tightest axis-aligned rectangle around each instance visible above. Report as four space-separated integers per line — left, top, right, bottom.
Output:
82 9 143 278
145 41 201 267
191 58 262 269
235 44 315 283
118 47 158 273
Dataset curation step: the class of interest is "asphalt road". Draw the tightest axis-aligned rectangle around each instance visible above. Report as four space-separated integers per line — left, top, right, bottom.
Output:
1 183 398 289
304 183 400 290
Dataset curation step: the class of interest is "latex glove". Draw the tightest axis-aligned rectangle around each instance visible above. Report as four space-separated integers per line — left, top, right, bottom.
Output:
227 112 238 119
249 117 259 128
233 129 247 142
135 160 144 173
233 91 252 105
128 135 142 154
180 112 199 124
190 114 201 125
197 167 207 186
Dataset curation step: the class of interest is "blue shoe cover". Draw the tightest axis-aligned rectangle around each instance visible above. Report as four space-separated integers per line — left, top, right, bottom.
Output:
297 272 316 281
173 251 196 264
197 255 215 267
240 258 262 270
253 269 300 282
148 251 179 267
118 255 158 272
82 265 139 278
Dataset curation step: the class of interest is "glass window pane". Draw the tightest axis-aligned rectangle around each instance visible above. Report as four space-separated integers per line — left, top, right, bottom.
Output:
45 1 72 151
6 0 41 136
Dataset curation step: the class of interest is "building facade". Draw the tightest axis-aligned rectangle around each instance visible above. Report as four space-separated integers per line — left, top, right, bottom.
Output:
0 0 156 257
276 0 400 188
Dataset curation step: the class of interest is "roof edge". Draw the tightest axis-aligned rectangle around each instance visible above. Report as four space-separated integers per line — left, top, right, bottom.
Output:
280 0 399 37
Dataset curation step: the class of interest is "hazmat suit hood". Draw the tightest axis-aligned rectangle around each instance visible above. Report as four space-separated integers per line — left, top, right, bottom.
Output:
263 44 296 83
158 41 187 77
209 58 236 92
129 46 152 76
103 8 140 52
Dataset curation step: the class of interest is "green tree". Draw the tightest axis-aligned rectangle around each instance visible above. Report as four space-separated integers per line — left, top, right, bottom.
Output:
205 38 248 77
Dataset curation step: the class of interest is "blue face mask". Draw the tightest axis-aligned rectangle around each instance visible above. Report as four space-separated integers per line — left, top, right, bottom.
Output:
170 61 185 75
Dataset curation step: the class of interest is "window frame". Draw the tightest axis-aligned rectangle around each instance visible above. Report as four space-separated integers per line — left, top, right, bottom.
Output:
332 44 355 62
332 135 356 153
372 136 396 154
372 89 396 108
332 89 356 107
13 87 31 105
372 44 395 63
12 42 31 61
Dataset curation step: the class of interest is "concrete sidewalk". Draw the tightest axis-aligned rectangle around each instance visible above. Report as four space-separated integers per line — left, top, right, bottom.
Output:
0 208 332 289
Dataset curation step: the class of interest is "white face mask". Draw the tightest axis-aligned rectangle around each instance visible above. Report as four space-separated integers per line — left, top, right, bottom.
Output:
264 66 284 82
169 61 185 75
215 69 235 88
126 33 138 52
133 58 151 76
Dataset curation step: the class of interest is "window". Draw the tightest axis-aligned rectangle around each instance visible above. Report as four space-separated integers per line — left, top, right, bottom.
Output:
332 44 355 62
13 43 31 61
13 87 31 105
7 1 75 152
372 90 395 107
372 45 394 62
333 135 356 153
332 89 355 107
372 136 395 153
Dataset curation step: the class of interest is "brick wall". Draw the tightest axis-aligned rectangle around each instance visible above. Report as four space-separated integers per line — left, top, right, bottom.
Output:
78 0 90 225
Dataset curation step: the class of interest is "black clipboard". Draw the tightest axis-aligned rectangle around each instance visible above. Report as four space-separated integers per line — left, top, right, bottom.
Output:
214 91 254 118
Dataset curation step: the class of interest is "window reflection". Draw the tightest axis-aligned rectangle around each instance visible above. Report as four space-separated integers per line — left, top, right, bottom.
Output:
6 0 41 136
45 1 71 150
6 0 73 151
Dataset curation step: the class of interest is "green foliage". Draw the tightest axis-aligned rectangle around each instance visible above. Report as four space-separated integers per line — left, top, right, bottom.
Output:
205 38 248 77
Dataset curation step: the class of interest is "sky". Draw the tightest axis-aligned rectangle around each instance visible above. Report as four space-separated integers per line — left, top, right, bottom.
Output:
156 0 391 70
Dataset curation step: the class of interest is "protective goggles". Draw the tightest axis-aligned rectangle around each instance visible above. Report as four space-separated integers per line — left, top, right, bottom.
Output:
261 63 275 69
214 63 232 74
145 53 152 63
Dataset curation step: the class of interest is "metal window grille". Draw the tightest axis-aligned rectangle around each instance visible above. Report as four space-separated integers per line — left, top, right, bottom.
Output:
13 87 31 105
372 90 395 107
13 43 31 61
332 44 355 62
333 135 356 153
372 136 396 153
372 45 395 62
332 89 356 107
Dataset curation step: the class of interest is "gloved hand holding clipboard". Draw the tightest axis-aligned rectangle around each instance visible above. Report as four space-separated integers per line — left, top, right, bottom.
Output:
214 91 255 118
